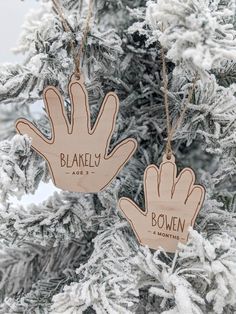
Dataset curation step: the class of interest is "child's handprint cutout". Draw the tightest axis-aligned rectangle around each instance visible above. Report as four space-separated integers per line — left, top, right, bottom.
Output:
119 154 205 252
16 75 137 192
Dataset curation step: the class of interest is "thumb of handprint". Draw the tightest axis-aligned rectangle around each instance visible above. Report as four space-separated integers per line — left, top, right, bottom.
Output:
16 75 137 192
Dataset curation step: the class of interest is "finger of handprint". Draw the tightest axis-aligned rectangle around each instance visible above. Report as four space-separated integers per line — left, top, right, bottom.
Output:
159 161 177 199
107 138 137 168
16 119 50 152
44 87 69 134
92 93 119 146
144 165 159 210
173 168 195 203
186 185 204 215
119 197 146 222
69 81 90 133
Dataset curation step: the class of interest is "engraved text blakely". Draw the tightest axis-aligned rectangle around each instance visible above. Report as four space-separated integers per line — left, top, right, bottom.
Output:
60 153 101 168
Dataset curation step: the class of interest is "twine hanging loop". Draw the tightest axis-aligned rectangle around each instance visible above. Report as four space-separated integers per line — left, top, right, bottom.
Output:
52 0 93 79
160 27 198 159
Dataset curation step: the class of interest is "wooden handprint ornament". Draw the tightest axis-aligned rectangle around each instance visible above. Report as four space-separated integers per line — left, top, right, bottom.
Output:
15 75 137 192
119 154 205 252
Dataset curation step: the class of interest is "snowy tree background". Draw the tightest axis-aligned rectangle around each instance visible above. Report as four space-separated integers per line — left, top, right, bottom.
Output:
0 0 236 313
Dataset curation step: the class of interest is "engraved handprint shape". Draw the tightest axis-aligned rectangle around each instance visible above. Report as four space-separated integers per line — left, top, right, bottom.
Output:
16 76 137 192
119 155 205 252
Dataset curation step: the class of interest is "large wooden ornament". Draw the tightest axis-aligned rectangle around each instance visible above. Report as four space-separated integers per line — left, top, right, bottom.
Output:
119 154 205 252
15 75 137 192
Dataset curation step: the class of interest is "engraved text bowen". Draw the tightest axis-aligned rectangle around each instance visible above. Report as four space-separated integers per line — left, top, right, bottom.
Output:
151 212 186 233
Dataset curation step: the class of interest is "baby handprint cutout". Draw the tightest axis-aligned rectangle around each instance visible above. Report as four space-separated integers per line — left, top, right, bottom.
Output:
119 154 205 252
16 75 137 192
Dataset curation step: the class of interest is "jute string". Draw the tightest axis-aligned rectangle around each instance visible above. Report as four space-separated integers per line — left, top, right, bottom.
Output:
160 39 198 159
52 0 93 78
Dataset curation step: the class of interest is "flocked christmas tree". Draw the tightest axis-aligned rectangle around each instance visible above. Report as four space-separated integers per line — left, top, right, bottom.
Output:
0 0 236 313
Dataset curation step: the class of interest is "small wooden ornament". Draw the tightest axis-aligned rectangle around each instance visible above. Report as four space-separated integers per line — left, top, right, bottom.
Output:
15 75 137 192
119 154 205 252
